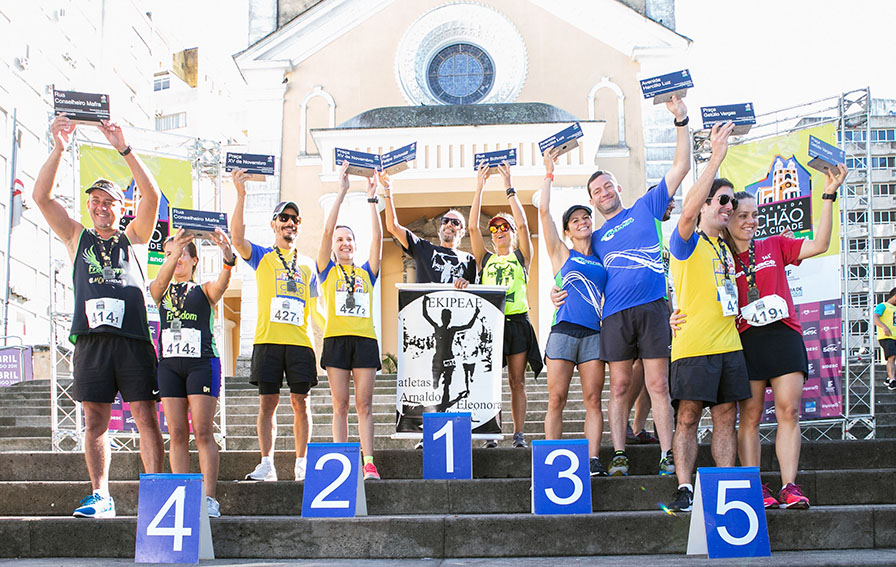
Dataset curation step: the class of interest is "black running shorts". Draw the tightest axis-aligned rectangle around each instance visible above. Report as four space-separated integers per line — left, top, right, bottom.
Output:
72 333 158 403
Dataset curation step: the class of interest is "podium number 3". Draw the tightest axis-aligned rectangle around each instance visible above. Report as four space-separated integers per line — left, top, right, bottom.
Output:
146 485 192 552
433 420 454 473
544 448 583 505
309 453 351 509
716 480 759 545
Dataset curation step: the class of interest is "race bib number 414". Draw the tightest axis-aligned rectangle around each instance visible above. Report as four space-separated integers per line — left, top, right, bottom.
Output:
270 297 305 326
86 297 125 329
161 328 201 358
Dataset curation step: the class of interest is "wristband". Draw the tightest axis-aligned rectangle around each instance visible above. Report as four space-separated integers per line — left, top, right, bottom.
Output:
506 187 517 197
673 116 689 127
223 255 236 267
223 263 234 271
119 145 132 157
821 192 837 202
367 196 379 204
545 173 554 181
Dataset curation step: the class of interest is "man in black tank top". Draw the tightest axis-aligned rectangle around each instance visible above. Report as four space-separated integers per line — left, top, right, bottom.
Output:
33 114 164 518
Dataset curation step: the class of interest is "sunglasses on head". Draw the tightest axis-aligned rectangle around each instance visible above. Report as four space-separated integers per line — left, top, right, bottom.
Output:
441 217 462 227
489 222 511 234
707 194 738 208
277 213 300 224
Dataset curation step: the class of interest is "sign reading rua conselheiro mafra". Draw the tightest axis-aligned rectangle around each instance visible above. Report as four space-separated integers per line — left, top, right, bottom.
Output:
53 88 111 123
395 284 506 436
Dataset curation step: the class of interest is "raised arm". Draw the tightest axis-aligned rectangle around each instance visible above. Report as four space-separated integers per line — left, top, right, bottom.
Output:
203 228 236 304
676 121 735 241
663 95 692 196
230 168 252 260
368 172 383 276
498 162 532 269
798 164 848 260
469 164 490 265
456 305 481 332
33 115 83 258
538 148 571 273
149 229 193 304
318 161 350 272
381 172 410 249
99 121 159 245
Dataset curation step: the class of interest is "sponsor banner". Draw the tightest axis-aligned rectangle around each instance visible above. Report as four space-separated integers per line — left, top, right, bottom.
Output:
110 393 192 434
721 124 843 421
395 284 505 435
0 347 33 387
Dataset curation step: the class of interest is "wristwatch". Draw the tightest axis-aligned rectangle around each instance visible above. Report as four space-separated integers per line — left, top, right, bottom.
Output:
673 116 689 127
821 193 837 202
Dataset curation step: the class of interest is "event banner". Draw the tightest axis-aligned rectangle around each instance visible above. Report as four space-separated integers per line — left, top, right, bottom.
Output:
395 284 506 436
79 145 193 279
721 123 843 421
0 346 32 387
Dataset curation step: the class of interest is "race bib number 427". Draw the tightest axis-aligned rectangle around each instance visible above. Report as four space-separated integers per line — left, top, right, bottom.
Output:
271 296 305 326
86 297 125 329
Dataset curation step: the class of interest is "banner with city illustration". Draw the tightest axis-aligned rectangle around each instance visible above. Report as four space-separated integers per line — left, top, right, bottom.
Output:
395 284 506 436
721 123 843 421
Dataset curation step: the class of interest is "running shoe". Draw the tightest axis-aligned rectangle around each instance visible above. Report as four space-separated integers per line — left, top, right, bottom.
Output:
778 483 810 509
482 439 498 449
73 493 116 518
636 429 660 444
294 460 306 481
512 432 528 448
608 452 629 476
363 463 381 480
206 496 221 518
887 379 896 392
589 457 608 477
669 486 693 512
625 425 639 444
245 460 277 481
761 483 779 509
658 452 675 476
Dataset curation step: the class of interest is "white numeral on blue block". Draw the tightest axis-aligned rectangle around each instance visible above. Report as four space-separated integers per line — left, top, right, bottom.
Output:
146 486 192 552
531 439 590 514
716 480 759 546
544 448 583 506
309 453 351 509
433 420 454 473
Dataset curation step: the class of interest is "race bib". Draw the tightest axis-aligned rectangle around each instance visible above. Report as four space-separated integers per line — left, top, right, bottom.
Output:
85 297 125 329
717 280 738 317
270 296 305 326
161 328 201 358
741 294 789 327
335 290 370 318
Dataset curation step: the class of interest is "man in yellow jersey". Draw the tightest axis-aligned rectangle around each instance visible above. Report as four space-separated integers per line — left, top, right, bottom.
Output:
666 121 747 512
873 287 896 391
231 168 319 482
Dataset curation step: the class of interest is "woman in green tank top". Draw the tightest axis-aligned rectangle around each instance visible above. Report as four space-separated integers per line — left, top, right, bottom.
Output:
470 162 541 448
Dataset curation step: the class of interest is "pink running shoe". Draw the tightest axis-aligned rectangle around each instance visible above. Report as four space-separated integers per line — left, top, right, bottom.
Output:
363 462 381 480
778 483 810 509
761 483 779 509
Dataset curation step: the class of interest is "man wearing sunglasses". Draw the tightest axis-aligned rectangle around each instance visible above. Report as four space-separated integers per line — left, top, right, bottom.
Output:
382 178 477 288
231 168 319 484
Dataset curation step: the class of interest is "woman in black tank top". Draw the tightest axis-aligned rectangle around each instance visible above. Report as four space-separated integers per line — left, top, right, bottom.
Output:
149 228 235 518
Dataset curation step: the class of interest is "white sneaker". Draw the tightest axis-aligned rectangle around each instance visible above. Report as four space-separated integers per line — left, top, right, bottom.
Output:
73 493 116 518
245 460 277 481
294 459 306 481
206 496 220 518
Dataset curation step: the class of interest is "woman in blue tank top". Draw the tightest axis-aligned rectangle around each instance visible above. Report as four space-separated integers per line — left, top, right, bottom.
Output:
538 148 609 476
150 228 235 518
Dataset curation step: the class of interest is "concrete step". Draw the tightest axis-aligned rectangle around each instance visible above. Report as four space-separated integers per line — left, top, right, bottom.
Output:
0 438 49 451
0 426 51 438
0 505 893 558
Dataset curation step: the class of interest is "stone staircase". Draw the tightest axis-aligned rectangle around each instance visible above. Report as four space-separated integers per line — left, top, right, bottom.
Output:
0 369 892 558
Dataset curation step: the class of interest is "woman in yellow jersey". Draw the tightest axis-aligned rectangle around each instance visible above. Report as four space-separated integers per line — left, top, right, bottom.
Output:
470 162 542 448
317 161 383 480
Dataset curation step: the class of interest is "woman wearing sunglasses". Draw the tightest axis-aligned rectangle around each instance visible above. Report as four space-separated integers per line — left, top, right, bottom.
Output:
470 162 542 448
316 161 383 480
538 148 609 475
150 227 236 518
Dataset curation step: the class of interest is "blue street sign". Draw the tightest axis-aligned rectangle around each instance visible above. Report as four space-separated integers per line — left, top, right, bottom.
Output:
423 412 472 479
531 439 591 515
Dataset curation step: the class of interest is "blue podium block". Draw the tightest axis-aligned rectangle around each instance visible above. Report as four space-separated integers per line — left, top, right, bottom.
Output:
302 443 367 517
423 412 472 479
135 473 213 563
687 467 771 558
531 439 591 515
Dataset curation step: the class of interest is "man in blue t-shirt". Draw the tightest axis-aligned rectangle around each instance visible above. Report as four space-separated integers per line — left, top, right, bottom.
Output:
556 96 691 477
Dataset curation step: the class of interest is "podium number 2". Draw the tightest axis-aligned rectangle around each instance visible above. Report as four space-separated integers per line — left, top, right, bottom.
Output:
146 485 192 552
544 448 583 505
309 453 351 509
716 480 759 545
433 420 454 473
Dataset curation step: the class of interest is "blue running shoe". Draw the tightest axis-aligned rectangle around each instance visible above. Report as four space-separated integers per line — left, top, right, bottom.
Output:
73 493 116 518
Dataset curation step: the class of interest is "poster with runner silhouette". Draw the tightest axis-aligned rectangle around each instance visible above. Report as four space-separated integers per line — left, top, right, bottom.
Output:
395 284 505 436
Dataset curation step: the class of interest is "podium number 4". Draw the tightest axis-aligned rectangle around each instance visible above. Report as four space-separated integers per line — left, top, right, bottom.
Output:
146 486 191 552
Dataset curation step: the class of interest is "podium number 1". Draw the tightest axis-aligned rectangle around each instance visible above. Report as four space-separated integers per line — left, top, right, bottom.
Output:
146 486 192 552
433 420 454 473
716 480 758 546
544 449 583 505
309 453 351 509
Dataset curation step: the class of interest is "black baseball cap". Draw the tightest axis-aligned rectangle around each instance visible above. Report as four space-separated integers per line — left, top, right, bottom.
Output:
272 201 300 218
562 204 591 230
85 179 125 203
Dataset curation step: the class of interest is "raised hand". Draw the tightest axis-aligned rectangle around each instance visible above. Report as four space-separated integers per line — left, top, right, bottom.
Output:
232 168 250 198
476 163 490 192
338 160 350 192
98 120 128 153
666 94 688 123
50 114 75 152
824 164 848 196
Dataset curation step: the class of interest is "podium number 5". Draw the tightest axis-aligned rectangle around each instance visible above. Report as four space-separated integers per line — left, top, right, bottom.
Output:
309 453 351 509
433 420 454 473
716 480 759 545
544 448 583 505
146 485 192 552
